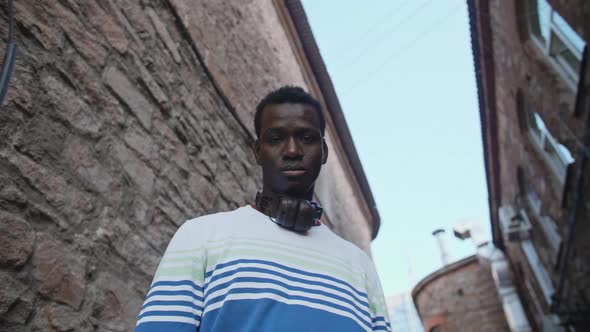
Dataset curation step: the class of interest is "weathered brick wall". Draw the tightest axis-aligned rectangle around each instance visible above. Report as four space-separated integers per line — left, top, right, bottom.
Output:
0 0 375 331
413 257 509 332
484 0 590 328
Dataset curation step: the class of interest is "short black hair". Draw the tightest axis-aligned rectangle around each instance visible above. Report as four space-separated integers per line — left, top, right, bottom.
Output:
254 86 326 138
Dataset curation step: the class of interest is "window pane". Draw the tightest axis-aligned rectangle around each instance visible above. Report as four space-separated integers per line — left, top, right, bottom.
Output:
559 47 581 74
528 0 585 82
527 184 542 215
551 11 586 54
540 216 561 255
530 112 545 140
550 33 582 74
521 239 555 304
533 112 547 131
556 143 574 164
543 137 568 175
533 0 551 42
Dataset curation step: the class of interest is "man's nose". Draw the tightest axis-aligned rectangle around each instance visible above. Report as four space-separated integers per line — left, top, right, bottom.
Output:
282 137 303 160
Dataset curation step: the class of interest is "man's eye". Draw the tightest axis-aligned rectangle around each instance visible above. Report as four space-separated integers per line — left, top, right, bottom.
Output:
302 135 315 143
270 136 282 144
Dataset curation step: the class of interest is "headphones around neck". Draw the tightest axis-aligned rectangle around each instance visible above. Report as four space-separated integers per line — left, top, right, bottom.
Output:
255 191 323 232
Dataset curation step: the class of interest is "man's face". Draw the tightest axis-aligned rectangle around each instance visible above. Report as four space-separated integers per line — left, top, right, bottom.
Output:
255 103 328 199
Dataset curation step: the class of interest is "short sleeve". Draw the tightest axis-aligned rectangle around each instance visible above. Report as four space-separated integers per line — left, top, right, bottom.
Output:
135 221 205 332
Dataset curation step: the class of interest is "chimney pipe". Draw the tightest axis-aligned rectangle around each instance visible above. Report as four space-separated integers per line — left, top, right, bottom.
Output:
432 228 450 266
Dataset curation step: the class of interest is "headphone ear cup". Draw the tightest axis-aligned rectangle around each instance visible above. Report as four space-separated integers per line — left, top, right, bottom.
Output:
277 196 298 229
272 196 321 233
294 200 314 232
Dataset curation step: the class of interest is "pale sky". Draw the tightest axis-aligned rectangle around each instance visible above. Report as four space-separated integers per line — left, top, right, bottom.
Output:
301 0 491 296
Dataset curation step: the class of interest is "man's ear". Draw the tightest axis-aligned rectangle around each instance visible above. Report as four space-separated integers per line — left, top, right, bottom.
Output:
322 138 329 164
254 139 262 165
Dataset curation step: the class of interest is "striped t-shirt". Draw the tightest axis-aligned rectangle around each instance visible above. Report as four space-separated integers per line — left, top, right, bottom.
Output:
135 205 391 332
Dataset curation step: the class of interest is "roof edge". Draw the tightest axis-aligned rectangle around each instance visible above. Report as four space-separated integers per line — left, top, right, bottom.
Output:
411 255 479 302
283 0 381 239
467 0 502 246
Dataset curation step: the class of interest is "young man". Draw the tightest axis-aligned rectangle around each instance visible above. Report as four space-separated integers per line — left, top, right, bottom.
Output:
135 86 391 331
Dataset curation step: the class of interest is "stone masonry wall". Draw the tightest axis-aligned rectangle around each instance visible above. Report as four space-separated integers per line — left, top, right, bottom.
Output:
414 257 509 332
0 0 375 331
167 0 375 253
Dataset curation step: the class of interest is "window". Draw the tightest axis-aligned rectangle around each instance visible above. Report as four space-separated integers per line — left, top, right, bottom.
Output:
524 174 542 215
524 108 574 184
516 167 542 215
516 168 562 265
524 277 545 317
539 215 561 264
517 92 575 185
521 239 555 305
528 0 586 84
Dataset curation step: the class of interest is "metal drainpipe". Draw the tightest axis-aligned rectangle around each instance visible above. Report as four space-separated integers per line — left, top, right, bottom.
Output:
487 246 532 332
552 91 590 313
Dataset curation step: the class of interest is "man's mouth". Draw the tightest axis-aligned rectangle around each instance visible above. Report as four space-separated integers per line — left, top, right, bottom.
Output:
280 166 307 177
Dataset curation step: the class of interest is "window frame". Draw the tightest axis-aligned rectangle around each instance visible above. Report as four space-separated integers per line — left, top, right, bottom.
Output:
521 239 555 305
522 103 574 185
516 92 576 201
538 215 562 265
527 0 586 89
515 168 563 270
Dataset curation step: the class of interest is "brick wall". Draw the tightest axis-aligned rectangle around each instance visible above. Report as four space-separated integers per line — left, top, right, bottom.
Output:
0 0 375 330
413 256 509 332
476 0 590 328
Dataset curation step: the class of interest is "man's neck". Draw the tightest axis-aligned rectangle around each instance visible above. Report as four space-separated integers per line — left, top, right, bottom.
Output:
261 186 315 201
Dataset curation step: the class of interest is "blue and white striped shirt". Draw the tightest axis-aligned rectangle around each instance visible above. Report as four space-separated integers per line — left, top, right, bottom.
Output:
135 205 392 331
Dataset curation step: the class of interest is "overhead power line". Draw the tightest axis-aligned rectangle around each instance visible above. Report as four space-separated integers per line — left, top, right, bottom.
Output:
338 0 435 69
333 0 412 55
345 3 464 93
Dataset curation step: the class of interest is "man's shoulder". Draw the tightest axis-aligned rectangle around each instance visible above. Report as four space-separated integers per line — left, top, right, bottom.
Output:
165 205 252 250
180 205 252 233
313 226 376 274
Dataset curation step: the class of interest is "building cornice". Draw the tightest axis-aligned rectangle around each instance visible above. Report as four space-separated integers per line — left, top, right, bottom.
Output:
467 0 502 246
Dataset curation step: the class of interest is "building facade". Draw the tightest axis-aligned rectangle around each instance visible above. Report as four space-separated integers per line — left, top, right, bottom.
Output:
470 0 590 330
412 255 510 332
0 1 380 331
386 292 423 332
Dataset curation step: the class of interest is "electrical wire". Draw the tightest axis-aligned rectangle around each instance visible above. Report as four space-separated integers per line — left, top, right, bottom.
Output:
332 0 411 59
343 4 553 94
345 2 463 93
356 0 412 44
338 0 435 69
